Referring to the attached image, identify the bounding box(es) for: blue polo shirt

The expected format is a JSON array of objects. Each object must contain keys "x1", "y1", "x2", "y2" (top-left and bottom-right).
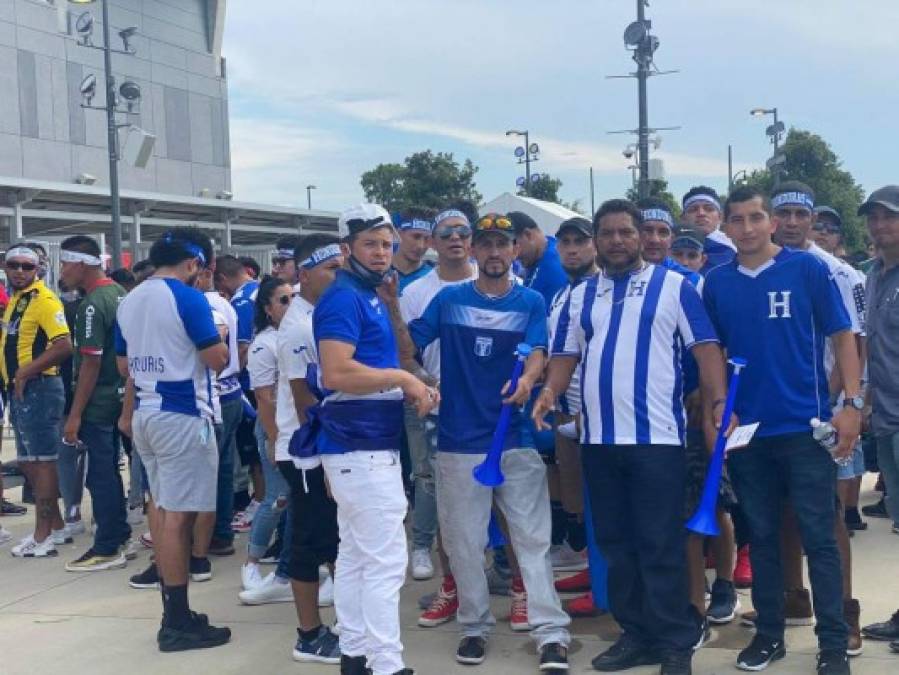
[
  {"x1": 409, "y1": 281, "x2": 547, "y2": 453},
  {"x1": 523, "y1": 236, "x2": 568, "y2": 313}
]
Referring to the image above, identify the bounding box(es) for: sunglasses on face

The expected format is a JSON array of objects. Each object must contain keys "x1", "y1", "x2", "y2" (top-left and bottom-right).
[
  {"x1": 476, "y1": 215, "x2": 513, "y2": 231},
  {"x1": 6, "y1": 261, "x2": 36, "y2": 271},
  {"x1": 276, "y1": 294, "x2": 291, "y2": 306},
  {"x1": 435, "y1": 224, "x2": 472, "y2": 240}
]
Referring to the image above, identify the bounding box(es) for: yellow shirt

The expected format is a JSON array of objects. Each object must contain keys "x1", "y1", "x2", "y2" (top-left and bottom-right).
[{"x1": 0, "y1": 279, "x2": 70, "y2": 384}]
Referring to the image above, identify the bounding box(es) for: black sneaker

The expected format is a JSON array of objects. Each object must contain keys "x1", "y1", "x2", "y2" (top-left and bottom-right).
[
  {"x1": 129, "y1": 562, "x2": 160, "y2": 589},
  {"x1": 190, "y1": 556, "x2": 212, "y2": 582},
  {"x1": 259, "y1": 539, "x2": 281, "y2": 564},
  {"x1": 816, "y1": 649, "x2": 849, "y2": 675},
  {"x1": 737, "y1": 635, "x2": 786, "y2": 671},
  {"x1": 1, "y1": 498, "x2": 27, "y2": 516},
  {"x1": 660, "y1": 649, "x2": 693, "y2": 675},
  {"x1": 539, "y1": 642, "x2": 568, "y2": 671},
  {"x1": 861, "y1": 498, "x2": 888, "y2": 518},
  {"x1": 592, "y1": 634, "x2": 659, "y2": 671},
  {"x1": 293, "y1": 625, "x2": 341, "y2": 664},
  {"x1": 844, "y1": 508, "x2": 868, "y2": 531},
  {"x1": 340, "y1": 654, "x2": 368, "y2": 675},
  {"x1": 693, "y1": 617, "x2": 712, "y2": 651},
  {"x1": 207, "y1": 538, "x2": 235, "y2": 556},
  {"x1": 861, "y1": 610, "x2": 899, "y2": 641},
  {"x1": 157, "y1": 615, "x2": 231, "y2": 652},
  {"x1": 707, "y1": 579, "x2": 740, "y2": 624},
  {"x1": 456, "y1": 636, "x2": 487, "y2": 665},
  {"x1": 890, "y1": 640, "x2": 899, "y2": 654}
]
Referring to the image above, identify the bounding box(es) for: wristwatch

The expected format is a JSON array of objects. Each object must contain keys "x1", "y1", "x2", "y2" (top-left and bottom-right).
[{"x1": 842, "y1": 395, "x2": 865, "y2": 411}]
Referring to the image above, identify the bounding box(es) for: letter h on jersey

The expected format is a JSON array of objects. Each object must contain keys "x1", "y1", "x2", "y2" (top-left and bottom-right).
[{"x1": 767, "y1": 291, "x2": 792, "y2": 319}]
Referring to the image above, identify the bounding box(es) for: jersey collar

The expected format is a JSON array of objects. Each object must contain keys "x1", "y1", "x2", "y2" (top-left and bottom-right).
[
  {"x1": 84, "y1": 277, "x2": 114, "y2": 295},
  {"x1": 11, "y1": 278, "x2": 44, "y2": 297}
]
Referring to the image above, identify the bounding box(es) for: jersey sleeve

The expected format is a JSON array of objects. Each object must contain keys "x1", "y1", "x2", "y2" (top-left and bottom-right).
[
  {"x1": 551, "y1": 285, "x2": 584, "y2": 357},
  {"x1": 172, "y1": 285, "x2": 220, "y2": 350},
  {"x1": 808, "y1": 258, "x2": 851, "y2": 337},
  {"x1": 231, "y1": 296, "x2": 255, "y2": 343},
  {"x1": 677, "y1": 278, "x2": 718, "y2": 348},
  {"x1": 248, "y1": 335, "x2": 279, "y2": 389},
  {"x1": 399, "y1": 286, "x2": 420, "y2": 324},
  {"x1": 525, "y1": 291, "x2": 549, "y2": 349},
  {"x1": 831, "y1": 263, "x2": 863, "y2": 335},
  {"x1": 278, "y1": 320, "x2": 316, "y2": 382},
  {"x1": 313, "y1": 288, "x2": 362, "y2": 346},
  {"x1": 114, "y1": 320, "x2": 127, "y2": 356},
  {"x1": 408, "y1": 290, "x2": 442, "y2": 350},
  {"x1": 34, "y1": 294, "x2": 70, "y2": 342}
]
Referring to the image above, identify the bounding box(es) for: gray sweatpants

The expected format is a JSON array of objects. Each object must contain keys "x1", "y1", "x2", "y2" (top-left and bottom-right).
[{"x1": 436, "y1": 448, "x2": 571, "y2": 648}]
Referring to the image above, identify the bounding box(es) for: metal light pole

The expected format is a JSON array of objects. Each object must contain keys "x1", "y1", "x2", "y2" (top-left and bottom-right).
[
  {"x1": 306, "y1": 184, "x2": 316, "y2": 210},
  {"x1": 750, "y1": 107, "x2": 785, "y2": 185},
  {"x1": 589, "y1": 166, "x2": 595, "y2": 216},
  {"x1": 506, "y1": 129, "x2": 538, "y2": 196},
  {"x1": 635, "y1": 0, "x2": 649, "y2": 198}
]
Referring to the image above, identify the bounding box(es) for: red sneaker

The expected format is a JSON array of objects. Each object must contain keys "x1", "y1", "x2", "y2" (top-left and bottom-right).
[
  {"x1": 565, "y1": 592, "x2": 599, "y2": 618},
  {"x1": 418, "y1": 576, "x2": 458, "y2": 627},
  {"x1": 555, "y1": 569, "x2": 591, "y2": 593},
  {"x1": 509, "y1": 577, "x2": 530, "y2": 631},
  {"x1": 734, "y1": 545, "x2": 752, "y2": 588}
]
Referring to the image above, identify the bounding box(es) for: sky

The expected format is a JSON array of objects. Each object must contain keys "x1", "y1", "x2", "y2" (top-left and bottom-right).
[{"x1": 222, "y1": 0, "x2": 899, "y2": 213}]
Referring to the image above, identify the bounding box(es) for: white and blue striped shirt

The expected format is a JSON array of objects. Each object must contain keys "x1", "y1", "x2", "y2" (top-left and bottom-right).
[{"x1": 551, "y1": 264, "x2": 718, "y2": 446}]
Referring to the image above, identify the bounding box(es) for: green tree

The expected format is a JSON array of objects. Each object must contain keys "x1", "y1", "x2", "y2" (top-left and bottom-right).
[
  {"x1": 360, "y1": 150, "x2": 482, "y2": 213},
  {"x1": 626, "y1": 179, "x2": 682, "y2": 220},
  {"x1": 740, "y1": 129, "x2": 866, "y2": 250}
]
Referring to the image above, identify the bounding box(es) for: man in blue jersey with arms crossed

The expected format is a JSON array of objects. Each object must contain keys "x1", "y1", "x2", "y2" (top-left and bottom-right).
[
  {"x1": 703, "y1": 186, "x2": 862, "y2": 675},
  {"x1": 314, "y1": 204, "x2": 438, "y2": 675},
  {"x1": 116, "y1": 227, "x2": 230, "y2": 652},
  {"x1": 534, "y1": 199, "x2": 729, "y2": 675},
  {"x1": 388, "y1": 212, "x2": 570, "y2": 672}
]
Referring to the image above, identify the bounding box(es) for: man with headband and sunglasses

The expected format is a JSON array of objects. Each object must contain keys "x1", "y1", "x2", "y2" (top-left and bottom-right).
[
  {"x1": 314, "y1": 203, "x2": 438, "y2": 675},
  {"x1": 271, "y1": 235, "x2": 302, "y2": 287},
  {"x1": 393, "y1": 207, "x2": 436, "y2": 293},
  {"x1": 681, "y1": 187, "x2": 736, "y2": 275},
  {"x1": 115, "y1": 227, "x2": 231, "y2": 652},
  {"x1": 398, "y1": 208, "x2": 477, "y2": 621},
  {"x1": 2, "y1": 243, "x2": 73, "y2": 558}
]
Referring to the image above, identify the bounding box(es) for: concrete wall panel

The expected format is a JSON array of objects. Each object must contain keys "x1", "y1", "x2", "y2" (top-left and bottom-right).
[
  {"x1": 0, "y1": 45, "x2": 20, "y2": 134},
  {"x1": 0, "y1": 131, "x2": 22, "y2": 177},
  {"x1": 22, "y1": 136, "x2": 71, "y2": 182}
]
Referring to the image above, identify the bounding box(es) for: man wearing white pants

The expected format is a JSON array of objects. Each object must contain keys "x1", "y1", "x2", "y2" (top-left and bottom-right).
[{"x1": 315, "y1": 204, "x2": 438, "y2": 675}]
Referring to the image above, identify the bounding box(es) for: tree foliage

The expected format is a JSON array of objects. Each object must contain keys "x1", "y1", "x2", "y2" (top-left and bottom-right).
[
  {"x1": 626, "y1": 179, "x2": 682, "y2": 220},
  {"x1": 738, "y1": 129, "x2": 866, "y2": 250},
  {"x1": 360, "y1": 150, "x2": 482, "y2": 213}
]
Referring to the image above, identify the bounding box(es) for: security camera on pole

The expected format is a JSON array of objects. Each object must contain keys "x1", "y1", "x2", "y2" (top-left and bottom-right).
[{"x1": 71, "y1": 0, "x2": 156, "y2": 269}]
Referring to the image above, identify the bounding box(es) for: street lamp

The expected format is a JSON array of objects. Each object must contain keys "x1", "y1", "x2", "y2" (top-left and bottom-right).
[
  {"x1": 750, "y1": 107, "x2": 786, "y2": 184},
  {"x1": 306, "y1": 185, "x2": 317, "y2": 210},
  {"x1": 505, "y1": 129, "x2": 539, "y2": 196},
  {"x1": 70, "y1": 0, "x2": 141, "y2": 269}
]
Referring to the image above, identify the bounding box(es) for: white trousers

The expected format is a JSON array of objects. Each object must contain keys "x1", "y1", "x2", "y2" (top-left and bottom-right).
[{"x1": 321, "y1": 450, "x2": 408, "y2": 675}]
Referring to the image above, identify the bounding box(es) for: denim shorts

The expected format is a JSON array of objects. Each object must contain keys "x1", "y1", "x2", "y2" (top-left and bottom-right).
[
  {"x1": 836, "y1": 444, "x2": 866, "y2": 480},
  {"x1": 9, "y1": 375, "x2": 65, "y2": 462}
]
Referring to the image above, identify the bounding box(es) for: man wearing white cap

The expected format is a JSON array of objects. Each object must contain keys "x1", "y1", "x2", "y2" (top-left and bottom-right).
[{"x1": 314, "y1": 203, "x2": 438, "y2": 675}]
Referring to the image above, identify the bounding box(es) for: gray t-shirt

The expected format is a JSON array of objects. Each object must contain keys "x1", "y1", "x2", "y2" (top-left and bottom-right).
[{"x1": 866, "y1": 260, "x2": 899, "y2": 435}]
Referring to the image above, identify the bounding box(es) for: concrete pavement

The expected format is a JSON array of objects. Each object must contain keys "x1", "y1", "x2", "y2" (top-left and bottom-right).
[{"x1": 1, "y1": 471, "x2": 897, "y2": 674}]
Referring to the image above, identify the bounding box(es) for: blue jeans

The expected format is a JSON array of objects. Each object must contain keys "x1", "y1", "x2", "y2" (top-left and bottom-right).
[
  {"x1": 876, "y1": 430, "x2": 899, "y2": 528},
  {"x1": 81, "y1": 421, "x2": 131, "y2": 555},
  {"x1": 408, "y1": 408, "x2": 438, "y2": 551},
  {"x1": 247, "y1": 419, "x2": 289, "y2": 559},
  {"x1": 727, "y1": 432, "x2": 847, "y2": 650},
  {"x1": 213, "y1": 396, "x2": 243, "y2": 543}
]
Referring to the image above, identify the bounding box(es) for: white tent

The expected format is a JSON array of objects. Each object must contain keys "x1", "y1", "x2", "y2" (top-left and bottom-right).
[{"x1": 480, "y1": 193, "x2": 584, "y2": 236}]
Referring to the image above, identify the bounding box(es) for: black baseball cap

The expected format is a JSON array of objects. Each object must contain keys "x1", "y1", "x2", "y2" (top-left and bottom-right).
[
  {"x1": 473, "y1": 213, "x2": 516, "y2": 241},
  {"x1": 858, "y1": 185, "x2": 899, "y2": 216},
  {"x1": 555, "y1": 217, "x2": 592, "y2": 238},
  {"x1": 507, "y1": 211, "x2": 540, "y2": 235},
  {"x1": 671, "y1": 225, "x2": 705, "y2": 252}
]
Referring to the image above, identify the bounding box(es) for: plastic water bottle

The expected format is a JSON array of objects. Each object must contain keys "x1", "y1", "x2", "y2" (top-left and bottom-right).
[{"x1": 811, "y1": 418, "x2": 852, "y2": 466}]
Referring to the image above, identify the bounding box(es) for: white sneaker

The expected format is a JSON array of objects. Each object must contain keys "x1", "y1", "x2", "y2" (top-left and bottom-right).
[
  {"x1": 11, "y1": 534, "x2": 58, "y2": 558},
  {"x1": 121, "y1": 538, "x2": 140, "y2": 561},
  {"x1": 241, "y1": 562, "x2": 263, "y2": 590},
  {"x1": 0, "y1": 526, "x2": 11, "y2": 545},
  {"x1": 411, "y1": 548, "x2": 435, "y2": 580},
  {"x1": 127, "y1": 506, "x2": 145, "y2": 525},
  {"x1": 64, "y1": 520, "x2": 86, "y2": 537},
  {"x1": 550, "y1": 542, "x2": 588, "y2": 572},
  {"x1": 51, "y1": 528, "x2": 74, "y2": 545},
  {"x1": 318, "y1": 574, "x2": 334, "y2": 607},
  {"x1": 238, "y1": 572, "x2": 293, "y2": 605}
]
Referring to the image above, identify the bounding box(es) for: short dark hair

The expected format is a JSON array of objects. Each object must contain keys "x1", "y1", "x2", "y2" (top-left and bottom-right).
[
  {"x1": 238, "y1": 256, "x2": 261, "y2": 279},
  {"x1": 109, "y1": 267, "x2": 135, "y2": 288},
  {"x1": 132, "y1": 259, "x2": 155, "y2": 277},
  {"x1": 682, "y1": 185, "x2": 722, "y2": 208},
  {"x1": 592, "y1": 198, "x2": 642, "y2": 232},
  {"x1": 214, "y1": 254, "x2": 246, "y2": 279},
  {"x1": 771, "y1": 180, "x2": 815, "y2": 202},
  {"x1": 398, "y1": 206, "x2": 436, "y2": 223},
  {"x1": 444, "y1": 199, "x2": 479, "y2": 225},
  {"x1": 253, "y1": 276, "x2": 290, "y2": 333},
  {"x1": 275, "y1": 235, "x2": 301, "y2": 252},
  {"x1": 61, "y1": 234, "x2": 101, "y2": 258},
  {"x1": 724, "y1": 186, "x2": 771, "y2": 220},
  {"x1": 24, "y1": 241, "x2": 47, "y2": 257},
  {"x1": 148, "y1": 227, "x2": 214, "y2": 269},
  {"x1": 507, "y1": 211, "x2": 539, "y2": 235},
  {"x1": 295, "y1": 233, "x2": 341, "y2": 263}
]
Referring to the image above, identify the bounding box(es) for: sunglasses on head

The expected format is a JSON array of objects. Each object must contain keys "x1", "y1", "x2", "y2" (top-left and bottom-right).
[
  {"x1": 435, "y1": 224, "x2": 472, "y2": 240},
  {"x1": 476, "y1": 215, "x2": 513, "y2": 231},
  {"x1": 6, "y1": 261, "x2": 36, "y2": 271}
]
